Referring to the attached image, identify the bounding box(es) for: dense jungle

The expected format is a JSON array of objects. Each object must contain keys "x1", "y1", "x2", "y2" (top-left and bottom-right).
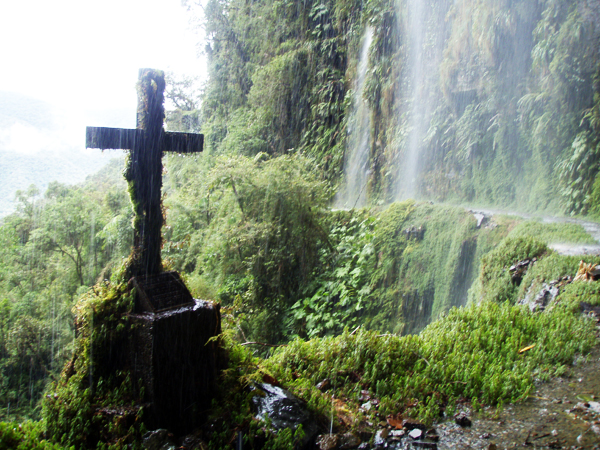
[{"x1": 1, "y1": 0, "x2": 600, "y2": 448}]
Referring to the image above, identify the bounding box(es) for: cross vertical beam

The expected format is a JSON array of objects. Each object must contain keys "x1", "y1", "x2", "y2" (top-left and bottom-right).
[
  {"x1": 86, "y1": 69, "x2": 203, "y2": 278},
  {"x1": 127, "y1": 69, "x2": 166, "y2": 277}
]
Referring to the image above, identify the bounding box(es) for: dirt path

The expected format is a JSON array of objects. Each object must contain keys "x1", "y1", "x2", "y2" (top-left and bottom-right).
[
  {"x1": 470, "y1": 209, "x2": 600, "y2": 256},
  {"x1": 436, "y1": 341, "x2": 600, "y2": 449}
]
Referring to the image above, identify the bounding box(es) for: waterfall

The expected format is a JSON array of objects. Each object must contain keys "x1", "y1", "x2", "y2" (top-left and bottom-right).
[
  {"x1": 395, "y1": 0, "x2": 446, "y2": 200},
  {"x1": 336, "y1": 26, "x2": 374, "y2": 209}
]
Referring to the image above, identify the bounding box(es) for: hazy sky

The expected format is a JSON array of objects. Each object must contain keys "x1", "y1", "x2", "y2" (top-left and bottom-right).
[
  {"x1": 0, "y1": 0, "x2": 207, "y2": 216},
  {"x1": 0, "y1": 0, "x2": 206, "y2": 113}
]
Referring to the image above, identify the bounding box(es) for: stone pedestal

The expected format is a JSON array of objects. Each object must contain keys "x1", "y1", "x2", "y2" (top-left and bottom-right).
[{"x1": 128, "y1": 272, "x2": 222, "y2": 434}]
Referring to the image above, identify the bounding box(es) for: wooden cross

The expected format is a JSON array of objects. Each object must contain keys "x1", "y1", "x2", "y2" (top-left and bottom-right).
[{"x1": 86, "y1": 69, "x2": 203, "y2": 277}]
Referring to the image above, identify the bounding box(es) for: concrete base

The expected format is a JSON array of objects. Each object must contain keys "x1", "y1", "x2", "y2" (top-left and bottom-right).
[{"x1": 128, "y1": 299, "x2": 222, "y2": 434}]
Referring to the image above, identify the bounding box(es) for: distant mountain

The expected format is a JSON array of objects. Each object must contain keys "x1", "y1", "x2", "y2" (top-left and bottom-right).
[
  {"x1": 0, "y1": 91, "x2": 131, "y2": 217},
  {"x1": 0, "y1": 91, "x2": 55, "y2": 130}
]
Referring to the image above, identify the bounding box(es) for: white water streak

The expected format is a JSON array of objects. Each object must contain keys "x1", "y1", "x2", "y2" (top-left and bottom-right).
[{"x1": 336, "y1": 26, "x2": 374, "y2": 209}]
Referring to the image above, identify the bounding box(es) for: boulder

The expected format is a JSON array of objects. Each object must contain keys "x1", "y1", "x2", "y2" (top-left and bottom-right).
[{"x1": 252, "y1": 383, "x2": 318, "y2": 448}]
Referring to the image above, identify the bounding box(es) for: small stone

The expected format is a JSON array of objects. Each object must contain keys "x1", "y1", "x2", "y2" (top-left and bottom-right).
[
  {"x1": 316, "y1": 434, "x2": 339, "y2": 450},
  {"x1": 454, "y1": 412, "x2": 472, "y2": 427},
  {"x1": 316, "y1": 379, "x2": 331, "y2": 391},
  {"x1": 591, "y1": 425, "x2": 600, "y2": 436},
  {"x1": 409, "y1": 429, "x2": 423, "y2": 440},
  {"x1": 339, "y1": 433, "x2": 361, "y2": 450},
  {"x1": 358, "y1": 444, "x2": 370, "y2": 450},
  {"x1": 402, "y1": 418, "x2": 427, "y2": 430},
  {"x1": 159, "y1": 445, "x2": 176, "y2": 450},
  {"x1": 361, "y1": 401, "x2": 373, "y2": 412},
  {"x1": 389, "y1": 430, "x2": 405, "y2": 439},
  {"x1": 143, "y1": 429, "x2": 172, "y2": 450},
  {"x1": 412, "y1": 441, "x2": 437, "y2": 449},
  {"x1": 426, "y1": 433, "x2": 440, "y2": 442},
  {"x1": 479, "y1": 433, "x2": 491, "y2": 439},
  {"x1": 374, "y1": 429, "x2": 389, "y2": 446},
  {"x1": 551, "y1": 429, "x2": 558, "y2": 437},
  {"x1": 588, "y1": 401, "x2": 600, "y2": 413}
]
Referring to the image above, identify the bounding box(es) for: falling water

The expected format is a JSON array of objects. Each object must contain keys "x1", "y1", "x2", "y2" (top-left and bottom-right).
[
  {"x1": 336, "y1": 26, "x2": 373, "y2": 209},
  {"x1": 397, "y1": 0, "x2": 426, "y2": 199},
  {"x1": 396, "y1": 0, "x2": 447, "y2": 200}
]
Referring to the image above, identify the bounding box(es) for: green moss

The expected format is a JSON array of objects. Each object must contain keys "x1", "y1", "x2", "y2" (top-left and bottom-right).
[
  {"x1": 508, "y1": 221, "x2": 596, "y2": 245},
  {"x1": 42, "y1": 267, "x2": 145, "y2": 449},
  {"x1": 263, "y1": 298, "x2": 596, "y2": 428},
  {"x1": 469, "y1": 236, "x2": 549, "y2": 304}
]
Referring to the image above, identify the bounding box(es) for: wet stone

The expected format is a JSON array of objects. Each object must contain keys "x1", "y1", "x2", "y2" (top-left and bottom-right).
[
  {"x1": 520, "y1": 282, "x2": 559, "y2": 312},
  {"x1": 408, "y1": 429, "x2": 423, "y2": 440},
  {"x1": 129, "y1": 299, "x2": 222, "y2": 434},
  {"x1": 374, "y1": 428, "x2": 389, "y2": 446},
  {"x1": 252, "y1": 383, "x2": 318, "y2": 447},
  {"x1": 454, "y1": 412, "x2": 472, "y2": 427},
  {"x1": 411, "y1": 441, "x2": 437, "y2": 449},
  {"x1": 425, "y1": 430, "x2": 439, "y2": 442},
  {"x1": 142, "y1": 429, "x2": 175, "y2": 450},
  {"x1": 130, "y1": 271, "x2": 194, "y2": 313},
  {"x1": 316, "y1": 434, "x2": 339, "y2": 450},
  {"x1": 402, "y1": 418, "x2": 427, "y2": 430},
  {"x1": 339, "y1": 432, "x2": 361, "y2": 449},
  {"x1": 361, "y1": 401, "x2": 373, "y2": 412},
  {"x1": 316, "y1": 378, "x2": 331, "y2": 391},
  {"x1": 389, "y1": 429, "x2": 405, "y2": 440}
]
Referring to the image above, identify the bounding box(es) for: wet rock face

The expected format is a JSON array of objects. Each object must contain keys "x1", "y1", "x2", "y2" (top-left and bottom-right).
[
  {"x1": 521, "y1": 283, "x2": 559, "y2": 312},
  {"x1": 472, "y1": 212, "x2": 487, "y2": 228},
  {"x1": 252, "y1": 383, "x2": 318, "y2": 448},
  {"x1": 520, "y1": 276, "x2": 572, "y2": 312},
  {"x1": 142, "y1": 429, "x2": 176, "y2": 450},
  {"x1": 404, "y1": 225, "x2": 425, "y2": 241},
  {"x1": 509, "y1": 258, "x2": 535, "y2": 285}
]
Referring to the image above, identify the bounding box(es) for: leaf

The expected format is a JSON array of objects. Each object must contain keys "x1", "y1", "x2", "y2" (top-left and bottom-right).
[{"x1": 518, "y1": 344, "x2": 535, "y2": 354}]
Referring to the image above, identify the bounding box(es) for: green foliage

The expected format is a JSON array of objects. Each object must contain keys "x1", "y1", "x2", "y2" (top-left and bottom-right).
[
  {"x1": 0, "y1": 160, "x2": 132, "y2": 421},
  {"x1": 292, "y1": 201, "x2": 514, "y2": 337},
  {"x1": 164, "y1": 153, "x2": 332, "y2": 344},
  {"x1": 201, "y1": 0, "x2": 366, "y2": 183},
  {"x1": 0, "y1": 421, "x2": 66, "y2": 450},
  {"x1": 292, "y1": 211, "x2": 377, "y2": 337}
]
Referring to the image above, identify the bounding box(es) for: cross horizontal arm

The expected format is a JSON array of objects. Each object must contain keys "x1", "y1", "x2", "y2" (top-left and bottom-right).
[
  {"x1": 86, "y1": 127, "x2": 203, "y2": 153},
  {"x1": 161, "y1": 131, "x2": 204, "y2": 154},
  {"x1": 86, "y1": 127, "x2": 140, "y2": 150}
]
